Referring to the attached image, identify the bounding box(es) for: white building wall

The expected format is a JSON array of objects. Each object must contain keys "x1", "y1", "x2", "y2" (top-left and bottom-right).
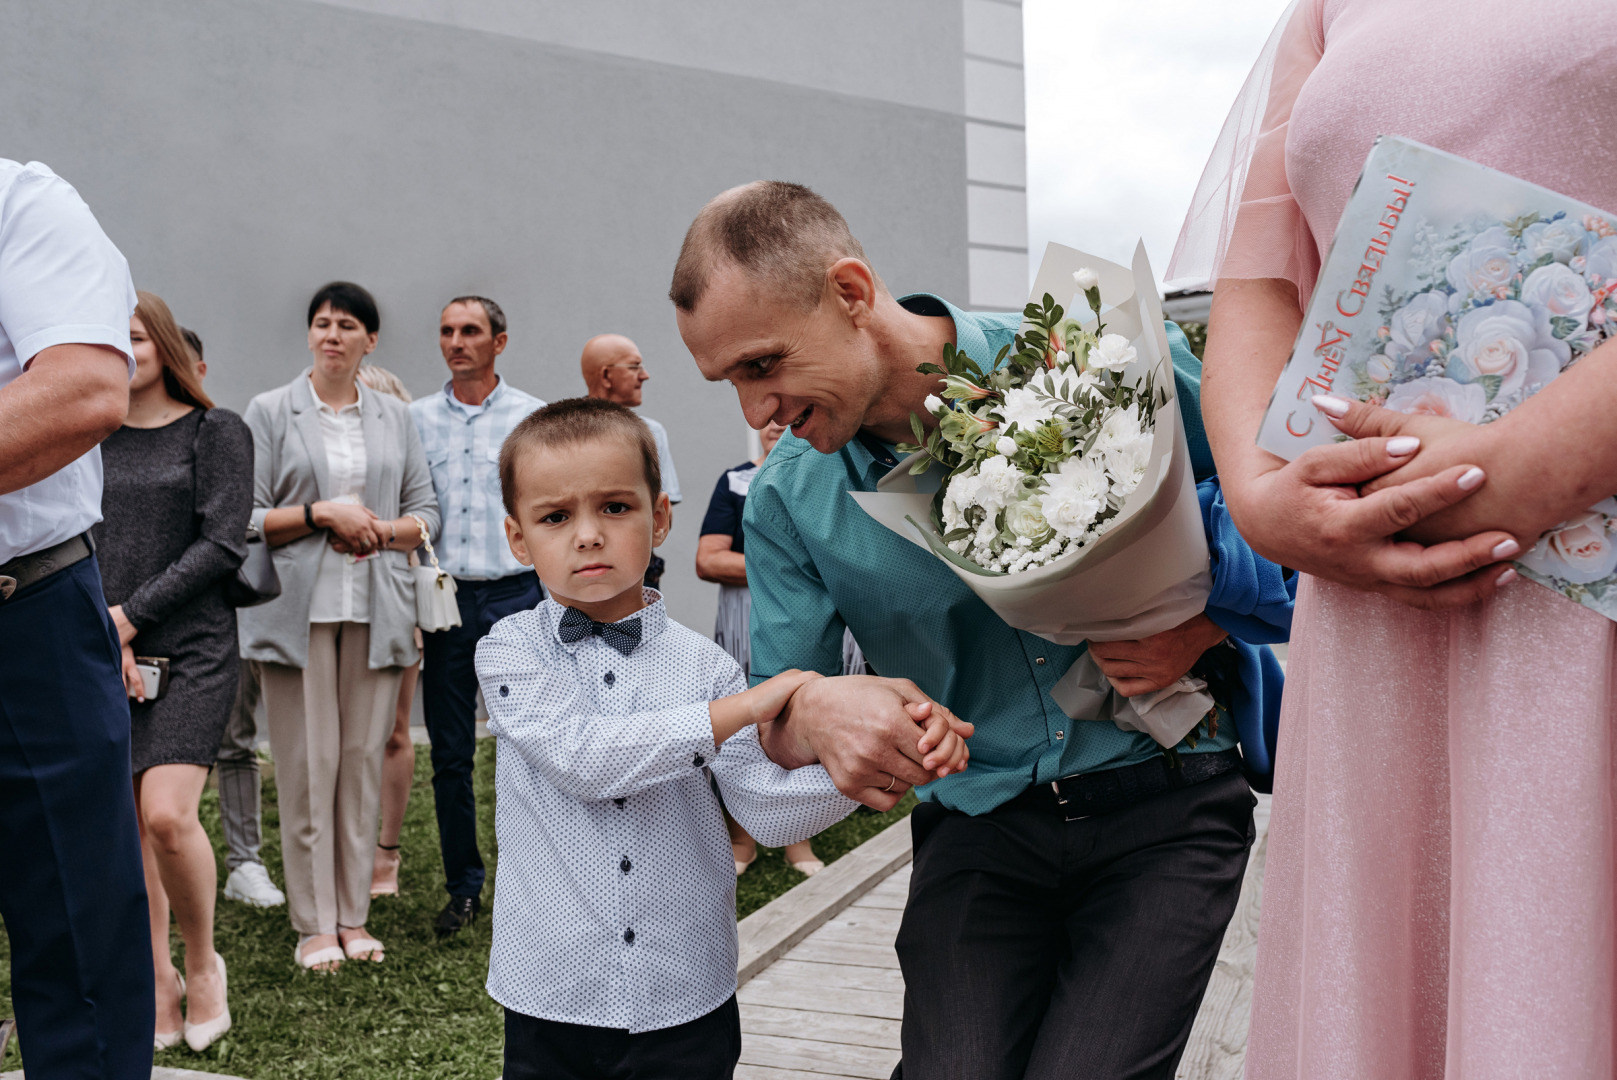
[{"x1": 962, "y1": 0, "x2": 1028, "y2": 310}]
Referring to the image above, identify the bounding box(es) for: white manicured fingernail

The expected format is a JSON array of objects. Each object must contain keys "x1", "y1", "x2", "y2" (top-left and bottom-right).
[
  {"x1": 1492, "y1": 539, "x2": 1520, "y2": 560},
  {"x1": 1457, "y1": 467, "x2": 1485, "y2": 491},
  {"x1": 1386, "y1": 437, "x2": 1420, "y2": 457},
  {"x1": 1496, "y1": 568, "x2": 1518, "y2": 587},
  {"x1": 1311, "y1": 394, "x2": 1350, "y2": 418}
]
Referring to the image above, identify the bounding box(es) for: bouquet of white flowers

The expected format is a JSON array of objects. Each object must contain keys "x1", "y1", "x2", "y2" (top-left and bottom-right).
[
  {"x1": 852, "y1": 243, "x2": 1217, "y2": 750},
  {"x1": 900, "y1": 273, "x2": 1160, "y2": 574}
]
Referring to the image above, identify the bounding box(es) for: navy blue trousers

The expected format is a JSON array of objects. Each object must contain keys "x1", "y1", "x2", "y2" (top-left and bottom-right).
[
  {"x1": 0, "y1": 555, "x2": 153, "y2": 1078},
  {"x1": 421, "y1": 572, "x2": 543, "y2": 898}
]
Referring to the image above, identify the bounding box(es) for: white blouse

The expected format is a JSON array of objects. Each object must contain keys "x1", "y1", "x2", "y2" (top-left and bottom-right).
[{"x1": 307, "y1": 381, "x2": 371, "y2": 624}]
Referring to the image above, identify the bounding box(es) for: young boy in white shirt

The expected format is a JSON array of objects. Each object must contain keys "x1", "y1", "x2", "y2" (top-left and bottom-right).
[{"x1": 476, "y1": 397, "x2": 969, "y2": 1080}]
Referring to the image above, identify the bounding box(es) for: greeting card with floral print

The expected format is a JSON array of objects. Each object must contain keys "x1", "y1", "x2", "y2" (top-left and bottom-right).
[{"x1": 1259, "y1": 135, "x2": 1617, "y2": 619}]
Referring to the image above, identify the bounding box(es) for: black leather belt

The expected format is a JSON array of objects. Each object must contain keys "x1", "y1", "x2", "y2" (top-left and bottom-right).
[
  {"x1": 1019, "y1": 747, "x2": 1244, "y2": 821},
  {"x1": 0, "y1": 533, "x2": 93, "y2": 602}
]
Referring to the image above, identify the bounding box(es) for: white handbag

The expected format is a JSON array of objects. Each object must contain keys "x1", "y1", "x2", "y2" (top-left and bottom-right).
[{"x1": 408, "y1": 514, "x2": 462, "y2": 632}]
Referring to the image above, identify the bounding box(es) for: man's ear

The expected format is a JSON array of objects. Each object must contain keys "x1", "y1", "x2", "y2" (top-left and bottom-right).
[
  {"x1": 505, "y1": 514, "x2": 533, "y2": 566},
  {"x1": 826, "y1": 258, "x2": 878, "y2": 329},
  {"x1": 651, "y1": 492, "x2": 673, "y2": 548},
  {"x1": 493, "y1": 332, "x2": 509, "y2": 358}
]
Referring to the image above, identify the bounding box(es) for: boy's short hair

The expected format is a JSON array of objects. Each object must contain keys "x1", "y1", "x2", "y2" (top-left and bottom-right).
[{"x1": 499, "y1": 397, "x2": 662, "y2": 516}]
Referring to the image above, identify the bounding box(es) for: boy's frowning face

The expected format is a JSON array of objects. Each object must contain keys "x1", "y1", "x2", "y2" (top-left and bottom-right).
[{"x1": 503, "y1": 437, "x2": 671, "y2": 622}]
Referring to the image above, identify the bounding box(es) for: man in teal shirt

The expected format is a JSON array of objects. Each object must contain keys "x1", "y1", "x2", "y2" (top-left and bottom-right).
[{"x1": 673, "y1": 182, "x2": 1258, "y2": 1080}]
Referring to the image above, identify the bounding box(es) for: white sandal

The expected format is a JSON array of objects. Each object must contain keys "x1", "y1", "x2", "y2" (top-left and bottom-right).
[
  {"x1": 341, "y1": 930, "x2": 385, "y2": 963},
  {"x1": 154, "y1": 968, "x2": 186, "y2": 1051},
  {"x1": 296, "y1": 935, "x2": 344, "y2": 973},
  {"x1": 183, "y1": 952, "x2": 231, "y2": 1052}
]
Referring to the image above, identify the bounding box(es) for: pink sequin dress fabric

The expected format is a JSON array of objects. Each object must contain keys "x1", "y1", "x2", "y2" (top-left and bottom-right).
[{"x1": 1225, "y1": 2, "x2": 1617, "y2": 1077}]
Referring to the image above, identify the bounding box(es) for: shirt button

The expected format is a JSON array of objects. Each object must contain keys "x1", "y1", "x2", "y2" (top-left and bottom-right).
[
  {"x1": 693, "y1": 753, "x2": 705, "y2": 767},
  {"x1": 499, "y1": 686, "x2": 509, "y2": 697},
  {"x1": 604, "y1": 672, "x2": 615, "y2": 686},
  {"x1": 620, "y1": 857, "x2": 631, "y2": 873},
  {"x1": 1035, "y1": 657, "x2": 1047, "y2": 666},
  {"x1": 1055, "y1": 730, "x2": 1065, "y2": 740},
  {"x1": 623, "y1": 928, "x2": 635, "y2": 945}
]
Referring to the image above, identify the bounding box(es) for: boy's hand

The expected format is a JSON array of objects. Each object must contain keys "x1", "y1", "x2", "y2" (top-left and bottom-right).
[
  {"x1": 747, "y1": 669, "x2": 822, "y2": 727},
  {"x1": 710, "y1": 669, "x2": 822, "y2": 748},
  {"x1": 912, "y1": 700, "x2": 972, "y2": 777}
]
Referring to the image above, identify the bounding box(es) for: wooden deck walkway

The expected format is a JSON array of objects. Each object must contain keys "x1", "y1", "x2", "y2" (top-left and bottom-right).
[{"x1": 735, "y1": 795, "x2": 1272, "y2": 1080}]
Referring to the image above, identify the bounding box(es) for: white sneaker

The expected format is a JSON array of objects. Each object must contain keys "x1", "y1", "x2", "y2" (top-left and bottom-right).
[{"x1": 224, "y1": 863, "x2": 286, "y2": 907}]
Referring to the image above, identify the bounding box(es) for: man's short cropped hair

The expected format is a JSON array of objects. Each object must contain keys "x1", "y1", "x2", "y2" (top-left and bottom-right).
[
  {"x1": 447, "y1": 295, "x2": 507, "y2": 337},
  {"x1": 307, "y1": 281, "x2": 380, "y2": 335},
  {"x1": 499, "y1": 397, "x2": 662, "y2": 516},
  {"x1": 668, "y1": 181, "x2": 875, "y2": 314}
]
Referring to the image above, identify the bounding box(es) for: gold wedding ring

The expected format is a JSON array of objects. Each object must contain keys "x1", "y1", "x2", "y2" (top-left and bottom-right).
[{"x1": 883, "y1": 774, "x2": 897, "y2": 793}]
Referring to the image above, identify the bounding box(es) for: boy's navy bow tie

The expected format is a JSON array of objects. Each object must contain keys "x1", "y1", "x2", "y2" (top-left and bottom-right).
[{"x1": 557, "y1": 606, "x2": 642, "y2": 655}]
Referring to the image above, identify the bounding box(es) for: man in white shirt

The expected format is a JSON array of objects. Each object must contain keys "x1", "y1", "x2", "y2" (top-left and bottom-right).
[
  {"x1": 0, "y1": 159, "x2": 154, "y2": 1077},
  {"x1": 409, "y1": 295, "x2": 545, "y2": 938},
  {"x1": 580, "y1": 334, "x2": 682, "y2": 589}
]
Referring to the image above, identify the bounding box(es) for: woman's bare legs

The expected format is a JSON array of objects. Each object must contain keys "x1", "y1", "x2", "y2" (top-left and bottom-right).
[
  {"x1": 137, "y1": 764, "x2": 225, "y2": 1026},
  {"x1": 372, "y1": 659, "x2": 418, "y2": 896}
]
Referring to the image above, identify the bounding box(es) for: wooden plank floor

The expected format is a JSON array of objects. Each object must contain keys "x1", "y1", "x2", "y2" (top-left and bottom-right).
[{"x1": 737, "y1": 795, "x2": 1272, "y2": 1080}]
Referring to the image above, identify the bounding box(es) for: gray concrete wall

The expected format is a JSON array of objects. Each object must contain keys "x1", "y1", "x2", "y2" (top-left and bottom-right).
[{"x1": 1, "y1": 0, "x2": 972, "y2": 632}]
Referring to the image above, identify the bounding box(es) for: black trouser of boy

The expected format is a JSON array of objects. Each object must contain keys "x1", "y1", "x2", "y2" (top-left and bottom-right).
[
  {"x1": 893, "y1": 762, "x2": 1255, "y2": 1080},
  {"x1": 503, "y1": 996, "x2": 741, "y2": 1080}
]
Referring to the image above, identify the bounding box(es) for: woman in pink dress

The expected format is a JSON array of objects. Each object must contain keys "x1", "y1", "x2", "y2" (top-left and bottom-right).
[{"x1": 1171, "y1": 1, "x2": 1617, "y2": 1077}]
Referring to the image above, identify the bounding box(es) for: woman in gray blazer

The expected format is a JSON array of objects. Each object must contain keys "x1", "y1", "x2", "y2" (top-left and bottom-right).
[{"x1": 238, "y1": 282, "x2": 440, "y2": 973}]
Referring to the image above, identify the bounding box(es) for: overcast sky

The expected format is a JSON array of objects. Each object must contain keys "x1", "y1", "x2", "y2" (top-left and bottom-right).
[{"x1": 1023, "y1": 0, "x2": 1292, "y2": 289}]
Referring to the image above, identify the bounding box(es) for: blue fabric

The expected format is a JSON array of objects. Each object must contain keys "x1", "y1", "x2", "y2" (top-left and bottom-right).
[
  {"x1": 0, "y1": 556, "x2": 154, "y2": 1076},
  {"x1": 744, "y1": 293, "x2": 1271, "y2": 815},
  {"x1": 1199, "y1": 481, "x2": 1296, "y2": 789}
]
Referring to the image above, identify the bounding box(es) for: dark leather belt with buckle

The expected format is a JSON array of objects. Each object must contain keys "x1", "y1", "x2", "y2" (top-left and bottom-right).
[
  {"x1": 0, "y1": 533, "x2": 94, "y2": 602},
  {"x1": 1017, "y1": 747, "x2": 1244, "y2": 821}
]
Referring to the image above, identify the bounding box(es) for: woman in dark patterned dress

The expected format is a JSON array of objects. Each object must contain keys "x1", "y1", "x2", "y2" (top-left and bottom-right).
[{"x1": 94, "y1": 291, "x2": 252, "y2": 1054}]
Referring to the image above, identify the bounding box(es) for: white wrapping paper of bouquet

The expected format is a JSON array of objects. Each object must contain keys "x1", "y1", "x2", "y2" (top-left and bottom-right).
[{"x1": 848, "y1": 241, "x2": 1215, "y2": 747}]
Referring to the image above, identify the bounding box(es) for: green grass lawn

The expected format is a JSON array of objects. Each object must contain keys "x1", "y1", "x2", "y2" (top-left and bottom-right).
[{"x1": 0, "y1": 740, "x2": 912, "y2": 1078}]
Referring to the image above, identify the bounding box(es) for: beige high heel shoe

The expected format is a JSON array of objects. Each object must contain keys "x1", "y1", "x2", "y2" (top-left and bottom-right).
[
  {"x1": 153, "y1": 968, "x2": 185, "y2": 1051},
  {"x1": 183, "y1": 952, "x2": 231, "y2": 1052}
]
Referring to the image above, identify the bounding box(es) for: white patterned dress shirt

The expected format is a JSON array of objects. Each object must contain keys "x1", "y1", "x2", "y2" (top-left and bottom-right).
[
  {"x1": 307, "y1": 381, "x2": 370, "y2": 623},
  {"x1": 409, "y1": 376, "x2": 544, "y2": 579},
  {"x1": 476, "y1": 590, "x2": 856, "y2": 1032}
]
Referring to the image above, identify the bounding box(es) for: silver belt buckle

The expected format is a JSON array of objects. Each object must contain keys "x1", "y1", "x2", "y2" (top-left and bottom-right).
[
  {"x1": 0, "y1": 576, "x2": 15, "y2": 601},
  {"x1": 1051, "y1": 779, "x2": 1089, "y2": 821}
]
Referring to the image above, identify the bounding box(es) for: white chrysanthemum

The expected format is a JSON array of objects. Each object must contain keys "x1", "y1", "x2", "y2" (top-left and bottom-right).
[
  {"x1": 1104, "y1": 434, "x2": 1152, "y2": 496},
  {"x1": 1040, "y1": 484, "x2": 1104, "y2": 539},
  {"x1": 995, "y1": 435, "x2": 1018, "y2": 457},
  {"x1": 941, "y1": 469, "x2": 981, "y2": 530},
  {"x1": 1045, "y1": 455, "x2": 1110, "y2": 499},
  {"x1": 1073, "y1": 267, "x2": 1100, "y2": 291},
  {"x1": 1093, "y1": 405, "x2": 1142, "y2": 452},
  {"x1": 996, "y1": 386, "x2": 1056, "y2": 430},
  {"x1": 923, "y1": 393, "x2": 945, "y2": 414},
  {"x1": 1090, "y1": 333, "x2": 1138, "y2": 371},
  {"x1": 974, "y1": 455, "x2": 1024, "y2": 510}
]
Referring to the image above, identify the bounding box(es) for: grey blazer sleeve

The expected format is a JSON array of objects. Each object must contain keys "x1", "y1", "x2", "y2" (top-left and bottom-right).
[
  {"x1": 399, "y1": 411, "x2": 439, "y2": 541},
  {"x1": 243, "y1": 394, "x2": 276, "y2": 535}
]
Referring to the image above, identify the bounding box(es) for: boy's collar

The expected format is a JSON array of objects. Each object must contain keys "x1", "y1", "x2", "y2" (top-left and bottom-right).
[{"x1": 546, "y1": 588, "x2": 668, "y2": 653}]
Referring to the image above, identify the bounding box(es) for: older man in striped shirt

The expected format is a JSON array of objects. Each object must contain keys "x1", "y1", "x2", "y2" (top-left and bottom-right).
[{"x1": 410, "y1": 295, "x2": 545, "y2": 939}]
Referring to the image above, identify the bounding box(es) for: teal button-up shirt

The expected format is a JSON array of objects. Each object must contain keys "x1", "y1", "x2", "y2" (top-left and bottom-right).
[{"x1": 742, "y1": 293, "x2": 1236, "y2": 816}]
